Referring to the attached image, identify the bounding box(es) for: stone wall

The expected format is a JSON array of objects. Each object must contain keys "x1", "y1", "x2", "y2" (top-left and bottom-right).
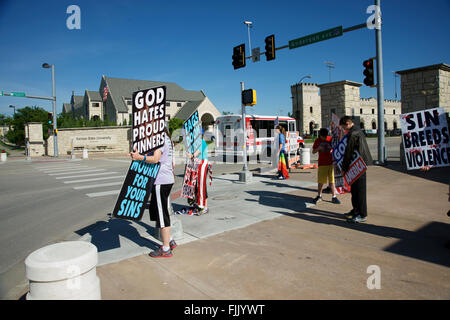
[
  {"x1": 25, "y1": 123, "x2": 45, "y2": 156},
  {"x1": 47, "y1": 126, "x2": 131, "y2": 156},
  {"x1": 397, "y1": 63, "x2": 450, "y2": 114},
  {"x1": 291, "y1": 83, "x2": 321, "y2": 135},
  {"x1": 319, "y1": 80, "x2": 362, "y2": 128}
]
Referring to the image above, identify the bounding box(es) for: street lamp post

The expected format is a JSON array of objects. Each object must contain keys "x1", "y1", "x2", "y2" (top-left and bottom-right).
[
  {"x1": 244, "y1": 21, "x2": 252, "y2": 54},
  {"x1": 42, "y1": 63, "x2": 58, "y2": 157}
]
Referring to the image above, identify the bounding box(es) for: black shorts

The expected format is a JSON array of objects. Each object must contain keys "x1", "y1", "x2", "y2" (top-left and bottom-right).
[{"x1": 149, "y1": 184, "x2": 173, "y2": 228}]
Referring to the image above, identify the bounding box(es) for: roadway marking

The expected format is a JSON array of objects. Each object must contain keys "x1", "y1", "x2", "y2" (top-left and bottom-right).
[
  {"x1": 40, "y1": 166, "x2": 90, "y2": 173},
  {"x1": 49, "y1": 169, "x2": 106, "y2": 176},
  {"x1": 55, "y1": 172, "x2": 118, "y2": 179},
  {"x1": 64, "y1": 175, "x2": 126, "y2": 184},
  {"x1": 35, "y1": 165, "x2": 85, "y2": 170},
  {"x1": 73, "y1": 181, "x2": 124, "y2": 190},
  {"x1": 86, "y1": 190, "x2": 120, "y2": 198}
]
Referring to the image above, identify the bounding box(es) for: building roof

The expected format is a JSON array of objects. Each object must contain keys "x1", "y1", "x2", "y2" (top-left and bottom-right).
[
  {"x1": 104, "y1": 76, "x2": 205, "y2": 113},
  {"x1": 396, "y1": 63, "x2": 450, "y2": 75},
  {"x1": 62, "y1": 103, "x2": 72, "y2": 113},
  {"x1": 172, "y1": 100, "x2": 204, "y2": 120},
  {"x1": 71, "y1": 95, "x2": 84, "y2": 111},
  {"x1": 318, "y1": 80, "x2": 362, "y2": 88},
  {"x1": 87, "y1": 91, "x2": 102, "y2": 101}
]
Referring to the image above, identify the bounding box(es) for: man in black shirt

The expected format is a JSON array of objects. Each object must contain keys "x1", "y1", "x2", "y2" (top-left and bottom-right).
[{"x1": 339, "y1": 116, "x2": 373, "y2": 223}]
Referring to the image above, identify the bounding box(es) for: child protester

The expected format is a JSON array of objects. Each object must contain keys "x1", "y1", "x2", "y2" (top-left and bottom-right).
[{"x1": 312, "y1": 128, "x2": 340, "y2": 205}]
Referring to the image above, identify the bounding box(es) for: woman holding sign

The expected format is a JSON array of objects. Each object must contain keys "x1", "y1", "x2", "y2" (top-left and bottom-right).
[{"x1": 129, "y1": 126, "x2": 177, "y2": 258}]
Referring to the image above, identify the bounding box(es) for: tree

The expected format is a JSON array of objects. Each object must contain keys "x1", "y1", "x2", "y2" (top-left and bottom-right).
[
  {"x1": 168, "y1": 118, "x2": 183, "y2": 135},
  {"x1": 5, "y1": 106, "x2": 52, "y2": 146},
  {"x1": 0, "y1": 114, "x2": 12, "y2": 126}
]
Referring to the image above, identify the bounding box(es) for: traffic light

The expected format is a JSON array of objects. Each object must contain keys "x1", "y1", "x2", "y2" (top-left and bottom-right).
[
  {"x1": 232, "y1": 44, "x2": 246, "y2": 70},
  {"x1": 242, "y1": 89, "x2": 257, "y2": 106},
  {"x1": 47, "y1": 112, "x2": 53, "y2": 125},
  {"x1": 264, "y1": 34, "x2": 275, "y2": 61},
  {"x1": 363, "y1": 58, "x2": 375, "y2": 86}
]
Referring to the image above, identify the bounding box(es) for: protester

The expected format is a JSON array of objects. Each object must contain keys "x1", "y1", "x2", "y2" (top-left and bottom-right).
[
  {"x1": 129, "y1": 126, "x2": 177, "y2": 258},
  {"x1": 276, "y1": 125, "x2": 289, "y2": 180},
  {"x1": 312, "y1": 128, "x2": 340, "y2": 204},
  {"x1": 186, "y1": 128, "x2": 210, "y2": 214},
  {"x1": 339, "y1": 116, "x2": 373, "y2": 223}
]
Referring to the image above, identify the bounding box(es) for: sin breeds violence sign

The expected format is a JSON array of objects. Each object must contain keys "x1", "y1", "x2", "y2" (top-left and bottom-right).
[
  {"x1": 400, "y1": 107, "x2": 450, "y2": 170},
  {"x1": 113, "y1": 86, "x2": 166, "y2": 221}
]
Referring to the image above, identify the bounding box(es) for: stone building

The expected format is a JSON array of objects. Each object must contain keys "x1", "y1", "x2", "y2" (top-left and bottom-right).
[
  {"x1": 291, "y1": 80, "x2": 401, "y2": 135},
  {"x1": 290, "y1": 83, "x2": 321, "y2": 135},
  {"x1": 63, "y1": 75, "x2": 221, "y2": 131},
  {"x1": 396, "y1": 63, "x2": 449, "y2": 114}
]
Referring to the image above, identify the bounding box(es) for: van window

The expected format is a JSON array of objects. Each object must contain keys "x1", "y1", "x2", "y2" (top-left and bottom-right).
[{"x1": 288, "y1": 121, "x2": 295, "y2": 132}]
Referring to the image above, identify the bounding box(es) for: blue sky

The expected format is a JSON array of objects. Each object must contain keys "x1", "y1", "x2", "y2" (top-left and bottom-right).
[{"x1": 0, "y1": 0, "x2": 449, "y2": 117}]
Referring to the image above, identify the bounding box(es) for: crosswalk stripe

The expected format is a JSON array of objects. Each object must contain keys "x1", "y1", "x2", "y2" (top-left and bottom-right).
[
  {"x1": 35, "y1": 165, "x2": 84, "y2": 170},
  {"x1": 86, "y1": 190, "x2": 120, "y2": 198},
  {"x1": 64, "y1": 175, "x2": 126, "y2": 184},
  {"x1": 41, "y1": 166, "x2": 89, "y2": 173},
  {"x1": 73, "y1": 181, "x2": 124, "y2": 190},
  {"x1": 49, "y1": 169, "x2": 106, "y2": 176},
  {"x1": 55, "y1": 172, "x2": 118, "y2": 179}
]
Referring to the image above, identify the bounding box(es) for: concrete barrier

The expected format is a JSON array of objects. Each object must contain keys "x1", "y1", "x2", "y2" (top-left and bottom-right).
[
  {"x1": 25, "y1": 241, "x2": 101, "y2": 300},
  {"x1": 301, "y1": 148, "x2": 311, "y2": 165},
  {"x1": 1, "y1": 152, "x2": 6, "y2": 162}
]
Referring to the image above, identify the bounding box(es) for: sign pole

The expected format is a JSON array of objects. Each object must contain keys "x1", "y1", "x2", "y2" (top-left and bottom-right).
[
  {"x1": 375, "y1": 0, "x2": 385, "y2": 165},
  {"x1": 239, "y1": 81, "x2": 252, "y2": 183}
]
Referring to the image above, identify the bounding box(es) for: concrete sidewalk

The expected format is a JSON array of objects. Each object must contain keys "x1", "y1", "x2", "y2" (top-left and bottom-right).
[{"x1": 83, "y1": 161, "x2": 450, "y2": 300}]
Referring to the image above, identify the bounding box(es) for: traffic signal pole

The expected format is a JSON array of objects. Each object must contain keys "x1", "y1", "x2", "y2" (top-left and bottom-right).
[
  {"x1": 239, "y1": 81, "x2": 252, "y2": 183},
  {"x1": 375, "y1": 0, "x2": 385, "y2": 165}
]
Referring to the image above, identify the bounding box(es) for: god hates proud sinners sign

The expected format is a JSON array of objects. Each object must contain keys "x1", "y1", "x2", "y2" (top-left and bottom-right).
[
  {"x1": 132, "y1": 86, "x2": 167, "y2": 154},
  {"x1": 400, "y1": 107, "x2": 450, "y2": 170},
  {"x1": 112, "y1": 86, "x2": 166, "y2": 221}
]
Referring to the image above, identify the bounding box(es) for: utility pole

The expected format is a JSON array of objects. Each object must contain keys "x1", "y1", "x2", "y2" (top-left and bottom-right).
[
  {"x1": 375, "y1": 0, "x2": 385, "y2": 164},
  {"x1": 324, "y1": 61, "x2": 335, "y2": 82}
]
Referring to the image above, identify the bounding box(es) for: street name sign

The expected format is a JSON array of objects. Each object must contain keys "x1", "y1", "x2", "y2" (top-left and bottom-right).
[
  {"x1": 289, "y1": 26, "x2": 343, "y2": 49},
  {"x1": 11, "y1": 92, "x2": 26, "y2": 97}
]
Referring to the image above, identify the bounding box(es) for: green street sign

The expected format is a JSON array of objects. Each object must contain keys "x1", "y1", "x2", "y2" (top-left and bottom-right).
[
  {"x1": 0, "y1": 91, "x2": 3, "y2": 96},
  {"x1": 289, "y1": 26, "x2": 343, "y2": 49},
  {"x1": 10, "y1": 92, "x2": 26, "y2": 97}
]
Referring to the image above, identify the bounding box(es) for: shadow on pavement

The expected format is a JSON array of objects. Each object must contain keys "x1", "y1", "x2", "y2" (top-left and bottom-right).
[
  {"x1": 245, "y1": 190, "x2": 450, "y2": 267},
  {"x1": 384, "y1": 160, "x2": 450, "y2": 187},
  {"x1": 74, "y1": 215, "x2": 159, "y2": 253}
]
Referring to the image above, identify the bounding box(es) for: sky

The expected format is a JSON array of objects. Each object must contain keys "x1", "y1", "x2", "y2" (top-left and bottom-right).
[{"x1": 0, "y1": 0, "x2": 449, "y2": 117}]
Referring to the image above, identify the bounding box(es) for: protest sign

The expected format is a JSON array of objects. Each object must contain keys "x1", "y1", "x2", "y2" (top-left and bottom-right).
[
  {"x1": 181, "y1": 110, "x2": 202, "y2": 199},
  {"x1": 113, "y1": 85, "x2": 166, "y2": 221},
  {"x1": 113, "y1": 160, "x2": 160, "y2": 221},
  {"x1": 330, "y1": 114, "x2": 350, "y2": 193},
  {"x1": 132, "y1": 86, "x2": 166, "y2": 154},
  {"x1": 400, "y1": 107, "x2": 450, "y2": 170},
  {"x1": 181, "y1": 157, "x2": 200, "y2": 199},
  {"x1": 183, "y1": 110, "x2": 202, "y2": 154},
  {"x1": 332, "y1": 134, "x2": 367, "y2": 186}
]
